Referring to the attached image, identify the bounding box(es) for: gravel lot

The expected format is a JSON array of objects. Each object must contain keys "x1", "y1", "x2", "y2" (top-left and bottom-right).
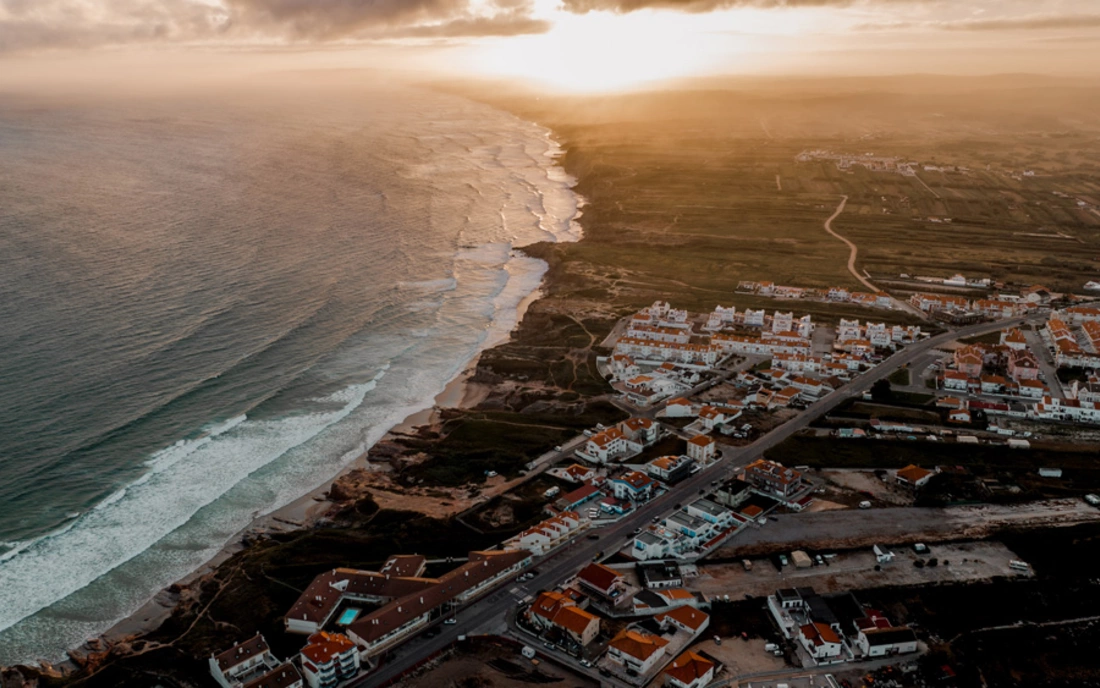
[
  {"x1": 711, "y1": 498, "x2": 1100, "y2": 557},
  {"x1": 692, "y1": 541, "x2": 1032, "y2": 599}
]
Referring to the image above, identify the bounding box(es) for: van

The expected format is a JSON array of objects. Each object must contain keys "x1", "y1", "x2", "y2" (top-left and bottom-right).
[
  {"x1": 1009, "y1": 560, "x2": 1031, "y2": 572},
  {"x1": 859, "y1": 500, "x2": 872, "y2": 509}
]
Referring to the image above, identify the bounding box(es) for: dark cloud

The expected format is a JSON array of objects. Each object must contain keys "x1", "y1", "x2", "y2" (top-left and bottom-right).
[{"x1": 856, "y1": 13, "x2": 1100, "y2": 32}]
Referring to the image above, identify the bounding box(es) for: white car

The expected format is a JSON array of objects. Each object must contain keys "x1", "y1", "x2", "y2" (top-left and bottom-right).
[{"x1": 1085, "y1": 494, "x2": 1100, "y2": 507}]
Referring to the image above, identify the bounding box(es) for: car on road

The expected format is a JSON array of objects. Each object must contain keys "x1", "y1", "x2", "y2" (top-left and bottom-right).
[
  {"x1": 587, "y1": 533, "x2": 599, "y2": 540},
  {"x1": 633, "y1": 527, "x2": 641, "y2": 534},
  {"x1": 1086, "y1": 494, "x2": 1100, "y2": 507},
  {"x1": 651, "y1": 516, "x2": 660, "y2": 523},
  {"x1": 579, "y1": 659, "x2": 593, "y2": 668},
  {"x1": 444, "y1": 618, "x2": 457, "y2": 625}
]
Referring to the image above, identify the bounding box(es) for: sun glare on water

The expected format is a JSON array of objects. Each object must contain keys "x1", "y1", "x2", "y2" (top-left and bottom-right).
[{"x1": 473, "y1": 11, "x2": 735, "y2": 92}]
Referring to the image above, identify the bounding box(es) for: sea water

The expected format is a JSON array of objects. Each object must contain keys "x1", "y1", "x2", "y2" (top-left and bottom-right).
[{"x1": 0, "y1": 81, "x2": 581, "y2": 664}]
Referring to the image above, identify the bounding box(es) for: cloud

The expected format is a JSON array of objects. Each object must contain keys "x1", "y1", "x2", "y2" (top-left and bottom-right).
[
  {"x1": 856, "y1": 13, "x2": 1100, "y2": 32},
  {"x1": 559, "y1": 0, "x2": 910, "y2": 15},
  {"x1": 0, "y1": 0, "x2": 548, "y2": 53},
  {"x1": 0, "y1": 0, "x2": 229, "y2": 52}
]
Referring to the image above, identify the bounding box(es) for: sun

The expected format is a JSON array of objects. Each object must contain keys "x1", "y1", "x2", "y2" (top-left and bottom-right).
[{"x1": 472, "y1": 10, "x2": 736, "y2": 92}]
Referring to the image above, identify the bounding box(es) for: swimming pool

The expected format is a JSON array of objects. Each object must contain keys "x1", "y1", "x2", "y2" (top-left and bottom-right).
[{"x1": 337, "y1": 608, "x2": 361, "y2": 626}]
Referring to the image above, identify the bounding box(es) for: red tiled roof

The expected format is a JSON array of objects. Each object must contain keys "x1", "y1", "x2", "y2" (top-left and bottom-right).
[
  {"x1": 577, "y1": 562, "x2": 623, "y2": 593},
  {"x1": 609, "y1": 629, "x2": 669, "y2": 661},
  {"x1": 664, "y1": 651, "x2": 715, "y2": 684},
  {"x1": 301, "y1": 632, "x2": 356, "y2": 665},
  {"x1": 656, "y1": 604, "x2": 709, "y2": 631},
  {"x1": 213, "y1": 634, "x2": 270, "y2": 672}
]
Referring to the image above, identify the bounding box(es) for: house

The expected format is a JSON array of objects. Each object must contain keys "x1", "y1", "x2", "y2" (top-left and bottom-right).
[
  {"x1": 580, "y1": 427, "x2": 641, "y2": 464},
  {"x1": 503, "y1": 512, "x2": 584, "y2": 555},
  {"x1": 948, "y1": 408, "x2": 972, "y2": 424},
  {"x1": 611, "y1": 471, "x2": 657, "y2": 502},
  {"x1": 686, "y1": 434, "x2": 717, "y2": 462},
  {"x1": 299, "y1": 632, "x2": 360, "y2": 688},
  {"x1": 744, "y1": 459, "x2": 807, "y2": 499},
  {"x1": 528, "y1": 591, "x2": 601, "y2": 646},
  {"x1": 798, "y1": 622, "x2": 844, "y2": 661},
  {"x1": 980, "y1": 375, "x2": 1008, "y2": 394},
  {"x1": 621, "y1": 417, "x2": 660, "y2": 445},
  {"x1": 210, "y1": 634, "x2": 280, "y2": 688},
  {"x1": 638, "y1": 561, "x2": 683, "y2": 589},
  {"x1": 942, "y1": 370, "x2": 969, "y2": 391},
  {"x1": 666, "y1": 512, "x2": 711, "y2": 540},
  {"x1": 241, "y1": 666, "x2": 305, "y2": 688},
  {"x1": 576, "y1": 562, "x2": 627, "y2": 600},
  {"x1": 663, "y1": 651, "x2": 716, "y2": 688},
  {"x1": 555, "y1": 484, "x2": 603, "y2": 512},
  {"x1": 607, "y1": 628, "x2": 670, "y2": 676},
  {"x1": 698, "y1": 405, "x2": 739, "y2": 430},
  {"x1": 857, "y1": 626, "x2": 919, "y2": 657},
  {"x1": 647, "y1": 455, "x2": 696, "y2": 484},
  {"x1": 656, "y1": 605, "x2": 710, "y2": 635},
  {"x1": 1008, "y1": 349, "x2": 1040, "y2": 381},
  {"x1": 895, "y1": 465, "x2": 936, "y2": 489},
  {"x1": 1018, "y1": 379, "x2": 1046, "y2": 398},
  {"x1": 685, "y1": 498, "x2": 732, "y2": 527},
  {"x1": 664, "y1": 397, "x2": 696, "y2": 418},
  {"x1": 712, "y1": 478, "x2": 752, "y2": 508},
  {"x1": 1000, "y1": 329, "x2": 1029, "y2": 351},
  {"x1": 633, "y1": 530, "x2": 672, "y2": 560},
  {"x1": 954, "y1": 345, "x2": 985, "y2": 377},
  {"x1": 562, "y1": 464, "x2": 597, "y2": 484}
]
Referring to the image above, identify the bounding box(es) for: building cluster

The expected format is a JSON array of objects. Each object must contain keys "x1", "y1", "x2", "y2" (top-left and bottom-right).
[
  {"x1": 553, "y1": 430, "x2": 725, "y2": 521},
  {"x1": 520, "y1": 560, "x2": 716, "y2": 687},
  {"x1": 1044, "y1": 308, "x2": 1100, "y2": 369},
  {"x1": 939, "y1": 336, "x2": 1048, "y2": 417},
  {"x1": 795, "y1": 150, "x2": 919, "y2": 177},
  {"x1": 737, "y1": 281, "x2": 895, "y2": 310},
  {"x1": 768, "y1": 587, "x2": 918, "y2": 666},
  {"x1": 631, "y1": 460, "x2": 812, "y2": 561},
  {"x1": 908, "y1": 291, "x2": 1039, "y2": 323},
  {"x1": 835, "y1": 319, "x2": 922, "y2": 354}
]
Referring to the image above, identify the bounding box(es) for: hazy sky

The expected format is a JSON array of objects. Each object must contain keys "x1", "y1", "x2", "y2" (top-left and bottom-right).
[{"x1": 2, "y1": 0, "x2": 1100, "y2": 90}]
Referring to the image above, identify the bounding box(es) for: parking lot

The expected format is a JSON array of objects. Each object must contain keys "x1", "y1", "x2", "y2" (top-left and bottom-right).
[{"x1": 690, "y1": 540, "x2": 1033, "y2": 599}]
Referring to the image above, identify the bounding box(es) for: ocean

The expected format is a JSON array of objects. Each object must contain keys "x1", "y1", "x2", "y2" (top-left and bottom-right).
[{"x1": 0, "y1": 82, "x2": 581, "y2": 664}]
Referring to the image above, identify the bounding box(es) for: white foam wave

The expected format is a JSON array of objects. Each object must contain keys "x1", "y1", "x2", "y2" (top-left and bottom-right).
[{"x1": 0, "y1": 378, "x2": 381, "y2": 634}]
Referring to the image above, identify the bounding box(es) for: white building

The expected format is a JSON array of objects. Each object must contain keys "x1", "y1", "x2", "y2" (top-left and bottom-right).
[
  {"x1": 300, "y1": 632, "x2": 360, "y2": 688},
  {"x1": 503, "y1": 512, "x2": 584, "y2": 555}
]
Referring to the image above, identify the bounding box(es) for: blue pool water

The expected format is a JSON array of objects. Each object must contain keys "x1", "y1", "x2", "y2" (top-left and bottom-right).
[{"x1": 337, "y1": 608, "x2": 362, "y2": 626}]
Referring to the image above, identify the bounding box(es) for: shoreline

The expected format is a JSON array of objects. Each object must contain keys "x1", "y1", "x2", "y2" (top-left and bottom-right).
[
  {"x1": 7, "y1": 95, "x2": 579, "y2": 676},
  {"x1": 84, "y1": 271, "x2": 552, "y2": 664}
]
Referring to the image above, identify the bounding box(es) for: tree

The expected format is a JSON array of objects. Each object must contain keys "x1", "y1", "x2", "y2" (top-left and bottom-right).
[{"x1": 871, "y1": 379, "x2": 893, "y2": 403}]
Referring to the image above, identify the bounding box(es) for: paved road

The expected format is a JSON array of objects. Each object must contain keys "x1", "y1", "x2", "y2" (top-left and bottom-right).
[
  {"x1": 1023, "y1": 327, "x2": 1065, "y2": 399},
  {"x1": 356, "y1": 314, "x2": 1040, "y2": 687}
]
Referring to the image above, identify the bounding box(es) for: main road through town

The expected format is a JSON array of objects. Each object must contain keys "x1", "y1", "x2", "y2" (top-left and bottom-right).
[{"x1": 354, "y1": 313, "x2": 1040, "y2": 687}]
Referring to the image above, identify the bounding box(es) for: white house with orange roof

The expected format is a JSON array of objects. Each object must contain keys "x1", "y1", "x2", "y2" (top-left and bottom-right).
[
  {"x1": 1008, "y1": 349, "x2": 1040, "y2": 381},
  {"x1": 798, "y1": 622, "x2": 844, "y2": 661},
  {"x1": 647, "y1": 455, "x2": 696, "y2": 484},
  {"x1": 1000, "y1": 328, "x2": 1029, "y2": 350},
  {"x1": 528, "y1": 591, "x2": 601, "y2": 646},
  {"x1": 895, "y1": 465, "x2": 936, "y2": 489},
  {"x1": 663, "y1": 651, "x2": 716, "y2": 688},
  {"x1": 606, "y1": 628, "x2": 670, "y2": 677},
  {"x1": 578, "y1": 426, "x2": 642, "y2": 464},
  {"x1": 503, "y1": 512, "x2": 585, "y2": 555},
  {"x1": 698, "y1": 405, "x2": 741, "y2": 430},
  {"x1": 299, "y1": 632, "x2": 359, "y2": 688},
  {"x1": 954, "y1": 345, "x2": 985, "y2": 377},
  {"x1": 664, "y1": 397, "x2": 696, "y2": 418},
  {"x1": 943, "y1": 369, "x2": 969, "y2": 391},
  {"x1": 611, "y1": 471, "x2": 657, "y2": 502},
  {"x1": 620, "y1": 417, "x2": 660, "y2": 446},
  {"x1": 656, "y1": 605, "x2": 710, "y2": 636},
  {"x1": 1063, "y1": 306, "x2": 1100, "y2": 324},
  {"x1": 686, "y1": 434, "x2": 717, "y2": 462}
]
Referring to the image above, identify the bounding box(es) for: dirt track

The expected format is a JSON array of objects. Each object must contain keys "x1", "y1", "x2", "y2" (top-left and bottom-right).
[{"x1": 711, "y1": 499, "x2": 1100, "y2": 558}]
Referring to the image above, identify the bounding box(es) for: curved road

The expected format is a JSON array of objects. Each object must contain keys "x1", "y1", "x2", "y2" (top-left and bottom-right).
[{"x1": 823, "y1": 195, "x2": 926, "y2": 320}]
